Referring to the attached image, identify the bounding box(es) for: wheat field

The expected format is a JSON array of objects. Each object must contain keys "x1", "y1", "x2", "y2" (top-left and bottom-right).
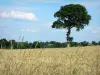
[{"x1": 0, "y1": 46, "x2": 100, "y2": 75}]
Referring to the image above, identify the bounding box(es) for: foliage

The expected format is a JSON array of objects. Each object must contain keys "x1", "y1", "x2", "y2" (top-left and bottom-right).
[
  {"x1": 52, "y1": 4, "x2": 91, "y2": 46},
  {"x1": 92, "y1": 41, "x2": 98, "y2": 45},
  {"x1": 0, "y1": 38, "x2": 99, "y2": 49}
]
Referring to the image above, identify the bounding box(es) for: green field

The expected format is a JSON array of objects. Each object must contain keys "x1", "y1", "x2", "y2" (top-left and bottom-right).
[{"x1": 0, "y1": 46, "x2": 100, "y2": 75}]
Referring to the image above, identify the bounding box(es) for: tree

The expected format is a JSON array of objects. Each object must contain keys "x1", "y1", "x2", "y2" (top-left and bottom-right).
[
  {"x1": 80, "y1": 41, "x2": 89, "y2": 46},
  {"x1": 70, "y1": 42, "x2": 78, "y2": 47},
  {"x1": 52, "y1": 4, "x2": 91, "y2": 47},
  {"x1": 98, "y1": 41, "x2": 100, "y2": 45},
  {"x1": 0, "y1": 38, "x2": 8, "y2": 48},
  {"x1": 29, "y1": 42, "x2": 33, "y2": 49},
  {"x1": 92, "y1": 41, "x2": 97, "y2": 45}
]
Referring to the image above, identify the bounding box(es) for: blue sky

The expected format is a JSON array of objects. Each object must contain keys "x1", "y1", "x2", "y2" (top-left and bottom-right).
[{"x1": 0, "y1": 0, "x2": 100, "y2": 42}]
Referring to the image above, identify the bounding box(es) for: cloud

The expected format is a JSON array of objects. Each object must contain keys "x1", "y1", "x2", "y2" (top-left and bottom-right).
[
  {"x1": 0, "y1": 10, "x2": 37, "y2": 21},
  {"x1": 89, "y1": 27, "x2": 100, "y2": 34},
  {"x1": 21, "y1": 28, "x2": 39, "y2": 33},
  {"x1": 0, "y1": 6, "x2": 39, "y2": 12},
  {"x1": 24, "y1": 0, "x2": 63, "y2": 3}
]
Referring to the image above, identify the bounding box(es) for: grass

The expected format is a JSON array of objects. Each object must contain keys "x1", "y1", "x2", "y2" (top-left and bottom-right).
[{"x1": 0, "y1": 46, "x2": 100, "y2": 75}]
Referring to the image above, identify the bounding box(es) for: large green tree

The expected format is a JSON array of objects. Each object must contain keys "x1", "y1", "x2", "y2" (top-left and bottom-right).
[{"x1": 52, "y1": 4, "x2": 91, "y2": 47}]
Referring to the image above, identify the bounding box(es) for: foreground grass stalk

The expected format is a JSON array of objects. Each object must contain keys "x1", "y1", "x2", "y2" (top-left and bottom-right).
[{"x1": 0, "y1": 46, "x2": 100, "y2": 75}]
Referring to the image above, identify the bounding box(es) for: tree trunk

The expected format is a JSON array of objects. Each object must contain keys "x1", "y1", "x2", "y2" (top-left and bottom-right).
[{"x1": 66, "y1": 28, "x2": 71, "y2": 47}]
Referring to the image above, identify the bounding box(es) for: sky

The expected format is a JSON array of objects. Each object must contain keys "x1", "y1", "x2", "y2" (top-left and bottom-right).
[{"x1": 0, "y1": 0, "x2": 100, "y2": 42}]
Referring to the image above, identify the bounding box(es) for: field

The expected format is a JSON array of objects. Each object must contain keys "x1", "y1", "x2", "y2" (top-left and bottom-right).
[{"x1": 0, "y1": 46, "x2": 100, "y2": 75}]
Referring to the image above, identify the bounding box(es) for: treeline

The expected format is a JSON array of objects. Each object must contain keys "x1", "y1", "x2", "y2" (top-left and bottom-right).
[{"x1": 0, "y1": 38, "x2": 100, "y2": 49}]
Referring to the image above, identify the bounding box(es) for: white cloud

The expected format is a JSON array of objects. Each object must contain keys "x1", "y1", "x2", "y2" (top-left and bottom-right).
[
  {"x1": 0, "y1": 10, "x2": 37, "y2": 21},
  {"x1": 21, "y1": 28, "x2": 39, "y2": 33}
]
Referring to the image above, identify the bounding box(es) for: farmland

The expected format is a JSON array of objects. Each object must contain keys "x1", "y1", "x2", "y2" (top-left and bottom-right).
[{"x1": 0, "y1": 46, "x2": 100, "y2": 75}]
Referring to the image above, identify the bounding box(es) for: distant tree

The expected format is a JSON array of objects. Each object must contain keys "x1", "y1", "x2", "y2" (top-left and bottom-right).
[
  {"x1": 22, "y1": 41, "x2": 29, "y2": 49},
  {"x1": 32, "y1": 41, "x2": 42, "y2": 48},
  {"x1": 39, "y1": 42, "x2": 45, "y2": 48},
  {"x1": 0, "y1": 39, "x2": 3, "y2": 49},
  {"x1": 45, "y1": 41, "x2": 49, "y2": 48},
  {"x1": 32, "y1": 42, "x2": 36, "y2": 48},
  {"x1": 49, "y1": 41, "x2": 56, "y2": 48},
  {"x1": 98, "y1": 41, "x2": 100, "y2": 45},
  {"x1": 61, "y1": 42, "x2": 67, "y2": 48},
  {"x1": 70, "y1": 42, "x2": 78, "y2": 47},
  {"x1": 56, "y1": 42, "x2": 62, "y2": 48},
  {"x1": 13, "y1": 42, "x2": 17, "y2": 49},
  {"x1": 92, "y1": 41, "x2": 97, "y2": 45},
  {"x1": 29, "y1": 42, "x2": 33, "y2": 49},
  {"x1": 80, "y1": 41, "x2": 89, "y2": 46},
  {"x1": 0, "y1": 38, "x2": 8, "y2": 48},
  {"x1": 52, "y1": 4, "x2": 91, "y2": 47}
]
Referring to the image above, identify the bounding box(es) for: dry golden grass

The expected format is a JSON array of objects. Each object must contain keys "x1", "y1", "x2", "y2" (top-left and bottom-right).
[{"x1": 0, "y1": 46, "x2": 100, "y2": 75}]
